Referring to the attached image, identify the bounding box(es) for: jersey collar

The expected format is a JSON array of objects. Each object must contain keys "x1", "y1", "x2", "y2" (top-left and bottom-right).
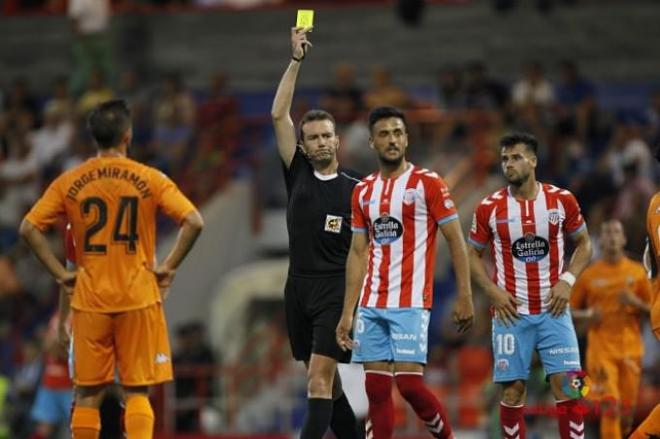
[{"x1": 313, "y1": 170, "x2": 338, "y2": 181}]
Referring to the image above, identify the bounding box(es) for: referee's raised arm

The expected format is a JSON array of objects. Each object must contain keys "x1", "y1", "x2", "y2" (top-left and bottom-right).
[{"x1": 271, "y1": 27, "x2": 313, "y2": 168}]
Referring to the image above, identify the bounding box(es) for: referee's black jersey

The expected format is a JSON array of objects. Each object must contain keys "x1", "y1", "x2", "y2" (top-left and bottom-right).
[{"x1": 283, "y1": 148, "x2": 363, "y2": 277}]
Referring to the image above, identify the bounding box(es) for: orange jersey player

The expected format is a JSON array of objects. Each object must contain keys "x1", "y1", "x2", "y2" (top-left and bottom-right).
[
  {"x1": 19, "y1": 100, "x2": 204, "y2": 439},
  {"x1": 570, "y1": 220, "x2": 652, "y2": 438},
  {"x1": 628, "y1": 193, "x2": 660, "y2": 439}
]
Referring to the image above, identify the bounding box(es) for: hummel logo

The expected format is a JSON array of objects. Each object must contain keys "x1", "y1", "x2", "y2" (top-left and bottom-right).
[
  {"x1": 503, "y1": 423, "x2": 520, "y2": 439},
  {"x1": 569, "y1": 421, "x2": 584, "y2": 439},
  {"x1": 155, "y1": 353, "x2": 170, "y2": 364}
]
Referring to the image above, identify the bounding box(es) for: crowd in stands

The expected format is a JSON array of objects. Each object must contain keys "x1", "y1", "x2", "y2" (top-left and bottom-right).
[{"x1": 1, "y1": 50, "x2": 659, "y2": 434}]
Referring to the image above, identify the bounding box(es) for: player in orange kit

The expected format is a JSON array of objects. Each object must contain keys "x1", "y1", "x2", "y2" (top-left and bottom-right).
[
  {"x1": 628, "y1": 189, "x2": 660, "y2": 439},
  {"x1": 570, "y1": 220, "x2": 652, "y2": 438},
  {"x1": 19, "y1": 99, "x2": 204, "y2": 439}
]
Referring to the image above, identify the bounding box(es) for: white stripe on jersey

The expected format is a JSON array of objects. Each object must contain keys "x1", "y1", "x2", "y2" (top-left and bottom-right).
[
  {"x1": 490, "y1": 208, "x2": 507, "y2": 291},
  {"x1": 533, "y1": 190, "x2": 551, "y2": 312},
  {"x1": 411, "y1": 179, "x2": 428, "y2": 308},
  {"x1": 386, "y1": 178, "x2": 406, "y2": 308},
  {"x1": 366, "y1": 177, "x2": 384, "y2": 308}
]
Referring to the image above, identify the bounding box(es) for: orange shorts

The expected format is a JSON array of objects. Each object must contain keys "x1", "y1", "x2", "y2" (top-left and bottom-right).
[
  {"x1": 71, "y1": 303, "x2": 173, "y2": 386},
  {"x1": 586, "y1": 351, "x2": 641, "y2": 407}
]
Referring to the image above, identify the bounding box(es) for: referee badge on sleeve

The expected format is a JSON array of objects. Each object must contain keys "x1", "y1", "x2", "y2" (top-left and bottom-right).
[{"x1": 324, "y1": 214, "x2": 343, "y2": 234}]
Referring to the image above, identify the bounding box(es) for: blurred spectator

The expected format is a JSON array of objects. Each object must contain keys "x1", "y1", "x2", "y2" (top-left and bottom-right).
[
  {"x1": 29, "y1": 101, "x2": 74, "y2": 174},
  {"x1": 436, "y1": 66, "x2": 465, "y2": 111},
  {"x1": 464, "y1": 61, "x2": 508, "y2": 111},
  {"x1": 173, "y1": 321, "x2": 218, "y2": 433},
  {"x1": 2, "y1": 78, "x2": 39, "y2": 128},
  {"x1": 45, "y1": 76, "x2": 75, "y2": 120},
  {"x1": 8, "y1": 338, "x2": 42, "y2": 438},
  {"x1": 0, "y1": 130, "x2": 39, "y2": 251},
  {"x1": 76, "y1": 69, "x2": 114, "y2": 118},
  {"x1": 117, "y1": 69, "x2": 152, "y2": 146},
  {"x1": 555, "y1": 60, "x2": 597, "y2": 142},
  {"x1": 320, "y1": 62, "x2": 364, "y2": 126},
  {"x1": 151, "y1": 73, "x2": 196, "y2": 173},
  {"x1": 511, "y1": 61, "x2": 555, "y2": 150},
  {"x1": 68, "y1": 0, "x2": 113, "y2": 96},
  {"x1": 646, "y1": 90, "x2": 660, "y2": 147},
  {"x1": 606, "y1": 116, "x2": 654, "y2": 187},
  {"x1": 180, "y1": 72, "x2": 241, "y2": 202},
  {"x1": 512, "y1": 61, "x2": 555, "y2": 109},
  {"x1": 612, "y1": 162, "x2": 655, "y2": 256},
  {"x1": 364, "y1": 65, "x2": 410, "y2": 109}
]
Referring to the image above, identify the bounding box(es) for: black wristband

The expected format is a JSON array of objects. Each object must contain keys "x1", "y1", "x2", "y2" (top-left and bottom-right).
[{"x1": 292, "y1": 55, "x2": 303, "y2": 62}]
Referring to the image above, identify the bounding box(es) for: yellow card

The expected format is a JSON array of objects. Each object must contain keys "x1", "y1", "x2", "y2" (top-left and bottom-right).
[{"x1": 296, "y1": 9, "x2": 314, "y2": 29}]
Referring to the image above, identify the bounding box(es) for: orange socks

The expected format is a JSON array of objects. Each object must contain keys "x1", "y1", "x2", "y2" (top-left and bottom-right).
[
  {"x1": 71, "y1": 406, "x2": 100, "y2": 439},
  {"x1": 124, "y1": 394, "x2": 155, "y2": 439}
]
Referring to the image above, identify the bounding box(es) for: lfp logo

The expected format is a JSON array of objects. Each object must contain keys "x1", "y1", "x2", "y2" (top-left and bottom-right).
[{"x1": 561, "y1": 370, "x2": 590, "y2": 398}]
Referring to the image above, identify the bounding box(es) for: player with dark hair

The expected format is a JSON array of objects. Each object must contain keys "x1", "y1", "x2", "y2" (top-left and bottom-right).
[
  {"x1": 571, "y1": 220, "x2": 651, "y2": 438},
  {"x1": 271, "y1": 28, "x2": 360, "y2": 439},
  {"x1": 337, "y1": 105, "x2": 474, "y2": 439},
  {"x1": 468, "y1": 132, "x2": 593, "y2": 439},
  {"x1": 20, "y1": 99, "x2": 204, "y2": 439}
]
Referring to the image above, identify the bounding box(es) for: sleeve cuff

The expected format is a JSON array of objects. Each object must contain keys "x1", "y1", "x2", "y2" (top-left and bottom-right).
[
  {"x1": 436, "y1": 213, "x2": 459, "y2": 226},
  {"x1": 351, "y1": 227, "x2": 367, "y2": 233},
  {"x1": 567, "y1": 222, "x2": 587, "y2": 237},
  {"x1": 467, "y1": 237, "x2": 488, "y2": 249}
]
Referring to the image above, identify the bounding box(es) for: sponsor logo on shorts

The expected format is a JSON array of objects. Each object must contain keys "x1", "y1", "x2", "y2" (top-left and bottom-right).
[
  {"x1": 548, "y1": 347, "x2": 579, "y2": 355},
  {"x1": 155, "y1": 353, "x2": 170, "y2": 364},
  {"x1": 373, "y1": 214, "x2": 404, "y2": 245},
  {"x1": 395, "y1": 348, "x2": 416, "y2": 355},
  {"x1": 561, "y1": 370, "x2": 590, "y2": 398},
  {"x1": 324, "y1": 215, "x2": 343, "y2": 234},
  {"x1": 392, "y1": 333, "x2": 417, "y2": 341},
  {"x1": 511, "y1": 233, "x2": 549, "y2": 263}
]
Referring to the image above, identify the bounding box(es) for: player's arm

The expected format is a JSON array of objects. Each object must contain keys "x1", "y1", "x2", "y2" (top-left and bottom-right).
[
  {"x1": 468, "y1": 244, "x2": 521, "y2": 326},
  {"x1": 18, "y1": 220, "x2": 75, "y2": 289},
  {"x1": 271, "y1": 27, "x2": 312, "y2": 168},
  {"x1": 153, "y1": 210, "x2": 204, "y2": 298},
  {"x1": 336, "y1": 231, "x2": 369, "y2": 351},
  {"x1": 619, "y1": 275, "x2": 652, "y2": 314},
  {"x1": 546, "y1": 226, "x2": 593, "y2": 317},
  {"x1": 439, "y1": 219, "x2": 474, "y2": 333}
]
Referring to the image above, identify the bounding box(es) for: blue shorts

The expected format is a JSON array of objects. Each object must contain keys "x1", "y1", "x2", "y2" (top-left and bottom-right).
[
  {"x1": 492, "y1": 310, "x2": 581, "y2": 382},
  {"x1": 352, "y1": 307, "x2": 430, "y2": 364},
  {"x1": 30, "y1": 386, "x2": 73, "y2": 424}
]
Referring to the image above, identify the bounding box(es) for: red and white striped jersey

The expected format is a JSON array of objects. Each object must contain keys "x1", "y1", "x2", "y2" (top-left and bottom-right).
[
  {"x1": 351, "y1": 164, "x2": 458, "y2": 309},
  {"x1": 65, "y1": 223, "x2": 76, "y2": 267},
  {"x1": 468, "y1": 183, "x2": 586, "y2": 315}
]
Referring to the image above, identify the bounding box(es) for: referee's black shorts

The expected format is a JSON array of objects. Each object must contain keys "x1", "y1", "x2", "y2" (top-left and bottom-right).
[{"x1": 284, "y1": 274, "x2": 351, "y2": 364}]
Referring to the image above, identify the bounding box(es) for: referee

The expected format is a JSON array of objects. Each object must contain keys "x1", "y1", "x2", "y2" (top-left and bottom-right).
[{"x1": 271, "y1": 27, "x2": 361, "y2": 439}]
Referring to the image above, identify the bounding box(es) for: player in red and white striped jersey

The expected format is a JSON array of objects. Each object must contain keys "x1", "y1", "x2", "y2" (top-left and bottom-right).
[
  {"x1": 469, "y1": 175, "x2": 586, "y2": 315},
  {"x1": 337, "y1": 107, "x2": 474, "y2": 439},
  {"x1": 351, "y1": 164, "x2": 458, "y2": 309},
  {"x1": 468, "y1": 133, "x2": 593, "y2": 439}
]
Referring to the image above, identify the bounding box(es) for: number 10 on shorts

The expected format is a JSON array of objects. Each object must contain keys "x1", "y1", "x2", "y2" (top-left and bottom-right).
[{"x1": 495, "y1": 333, "x2": 515, "y2": 355}]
